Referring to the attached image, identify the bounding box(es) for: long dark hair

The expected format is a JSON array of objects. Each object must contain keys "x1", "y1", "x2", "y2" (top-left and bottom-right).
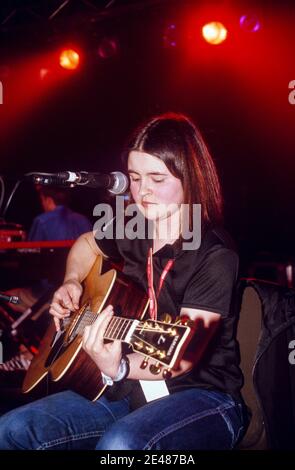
[{"x1": 124, "y1": 112, "x2": 223, "y2": 230}]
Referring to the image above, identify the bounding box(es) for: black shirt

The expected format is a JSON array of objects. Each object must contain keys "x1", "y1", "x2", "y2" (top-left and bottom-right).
[{"x1": 95, "y1": 220, "x2": 243, "y2": 405}]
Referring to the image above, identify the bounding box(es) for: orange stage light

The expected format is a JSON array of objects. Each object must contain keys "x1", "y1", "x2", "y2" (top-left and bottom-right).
[
  {"x1": 59, "y1": 49, "x2": 80, "y2": 70},
  {"x1": 202, "y1": 22, "x2": 227, "y2": 45}
]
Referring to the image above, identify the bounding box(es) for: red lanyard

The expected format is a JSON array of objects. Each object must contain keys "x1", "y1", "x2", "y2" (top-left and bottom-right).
[{"x1": 146, "y1": 247, "x2": 174, "y2": 320}]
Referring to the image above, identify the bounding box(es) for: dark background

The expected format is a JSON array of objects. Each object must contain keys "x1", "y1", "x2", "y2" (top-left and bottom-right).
[{"x1": 0, "y1": 0, "x2": 295, "y2": 278}]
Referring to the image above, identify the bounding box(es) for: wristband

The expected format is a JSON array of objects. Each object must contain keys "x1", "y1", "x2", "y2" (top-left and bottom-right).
[{"x1": 101, "y1": 356, "x2": 130, "y2": 386}]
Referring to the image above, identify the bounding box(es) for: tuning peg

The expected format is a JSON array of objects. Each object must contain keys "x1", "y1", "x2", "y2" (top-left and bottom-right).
[
  {"x1": 149, "y1": 362, "x2": 162, "y2": 375},
  {"x1": 134, "y1": 341, "x2": 144, "y2": 350},
  {"x1": 181, "y1": 318, "x2": 195, "y2": 328},
  {"x1": 162, "y1": 368, "x2": 172, "y2": 379},
  {"x1": 156, "y1": 350, "x2": 166, "y2": 359},
  {"x1": 174, "y1": 316, "x2": 182, "y2": 324},
  {"x1": 140, "y1": 357, "x2": 149, "y2": 369},
  {"x1": 168, "y1": 327, "x2": 177, "y2": 336},
  {"x1": 145, "y1": 345, "x2": 155, "y2": 354},
  {"x1": 161, "y1": 313, "x2": 172, "y2": 323},
  {"x1": 176, "y1": 315, "x2": 194, "y2": 328}
]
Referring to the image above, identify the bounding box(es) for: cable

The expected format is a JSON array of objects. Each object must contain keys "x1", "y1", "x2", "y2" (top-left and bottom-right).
[
  {"x1": 1, "y1": 172, "x2": 59, "y2": 218},
  {"x1": 0, "y1": 175, "x2": 5, "y2": 215},
  {"x1": 2, "y1": 180, "x2": 21, "y2": 218}
]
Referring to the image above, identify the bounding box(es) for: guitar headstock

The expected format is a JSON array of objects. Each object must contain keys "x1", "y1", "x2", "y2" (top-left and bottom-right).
[{"x1": 128, "y1": 317, "x2": 193, "y2": 369}]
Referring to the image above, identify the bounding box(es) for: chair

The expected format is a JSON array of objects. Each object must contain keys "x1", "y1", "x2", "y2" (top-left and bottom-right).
[{"x1": 236, "y1": 284, "x2": 268, "y2": 449}]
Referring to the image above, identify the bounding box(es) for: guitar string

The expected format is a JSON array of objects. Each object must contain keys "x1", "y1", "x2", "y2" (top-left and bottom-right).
[
  {"x1": 77, "y1": 321, "x2": 170, "y2": 334},
  {"x1": 72, "y1": 313, "x2": 176, "y2": 338},
  {"x1": 76, "y1": 319, "x2": 173, "y2": 334},
  {"x1": 130, "y1": 333, "x2": 168, "y2": 350},
  {"x1": 65, "y1": 313, "x2": 175, "y2": 362},
  {"x1": 80, "y1": 312, "x2": 172, "y2": 330},
  {"x1": 76, "y1": 315, "x2": 134, "y2": 340},
  {"x1": 129, "y1": 333, "x2": 171, "y2": 363}
]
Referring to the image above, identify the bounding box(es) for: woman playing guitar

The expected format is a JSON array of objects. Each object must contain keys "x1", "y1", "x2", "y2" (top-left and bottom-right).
[{"x1": 0, "y1": 113, "x2": 248, "y2": 450}]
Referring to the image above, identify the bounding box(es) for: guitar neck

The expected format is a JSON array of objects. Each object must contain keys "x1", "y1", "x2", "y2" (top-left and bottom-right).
[
  {"x1": 80, "y1": 311, "x2": 137, "y2": 344},
  {"x1": 75, "y1": 310, "x2": 192, "y2": 369},
  {"x1": 104, "y1": 316, "x2": 139, "y2": 343}
]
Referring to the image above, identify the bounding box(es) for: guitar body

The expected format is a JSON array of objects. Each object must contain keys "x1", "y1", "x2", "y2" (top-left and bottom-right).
[{"x1": 23, "y1": 257, "x2": 149, "y2": 400}]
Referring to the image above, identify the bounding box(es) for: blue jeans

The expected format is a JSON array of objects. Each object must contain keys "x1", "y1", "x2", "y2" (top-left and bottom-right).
[{"x1": 0, "y1": 388, "x2": 246, "y2": 450}]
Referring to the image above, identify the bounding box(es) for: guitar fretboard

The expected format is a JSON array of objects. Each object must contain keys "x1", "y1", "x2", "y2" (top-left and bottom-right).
[{"x1": 71, "y1": 310, "x2": 137, "y2": 343}]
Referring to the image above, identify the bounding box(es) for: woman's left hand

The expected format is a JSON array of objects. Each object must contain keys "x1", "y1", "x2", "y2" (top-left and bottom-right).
[{"x1": 82, "y1": 304, "x2": 122, "y2": 378}]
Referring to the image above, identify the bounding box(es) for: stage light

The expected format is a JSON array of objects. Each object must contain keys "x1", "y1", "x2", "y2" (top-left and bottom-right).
[
  {"x1": 239, "y1": 14, "x2": 261, "y2": 33},
  {"x1": 202, "y1": 21, "x2": 227, "y2": 45},
  {"x1": 59, "y1": 49, "x2": 80, "y2": 70}
]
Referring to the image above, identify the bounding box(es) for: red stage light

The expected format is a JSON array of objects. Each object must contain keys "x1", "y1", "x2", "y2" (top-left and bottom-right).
[
  {"x1": 202, "y1": 22, "x2": 227, "y2": 45},
  {"x1": 59, "y1": 49, "x2": 80, "y2": 70}
]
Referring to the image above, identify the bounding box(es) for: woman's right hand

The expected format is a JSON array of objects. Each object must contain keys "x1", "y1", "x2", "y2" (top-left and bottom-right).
[{"x1": 49, "y1": 279, "x2": 83, "y2": 331}]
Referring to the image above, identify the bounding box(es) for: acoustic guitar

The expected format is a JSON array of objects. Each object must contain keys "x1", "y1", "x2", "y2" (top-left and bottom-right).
[{"x1": 23, "y1": 257, "x2": 193, "y2": 401}]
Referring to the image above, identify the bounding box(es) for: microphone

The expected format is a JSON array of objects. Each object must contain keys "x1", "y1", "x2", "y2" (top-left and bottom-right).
[
  {"x1": 28, "y1": 171, "x2": 129, "y2": 195},
  {"x1": 0, "y1": 292, "x2": 20, "y2": 304}
]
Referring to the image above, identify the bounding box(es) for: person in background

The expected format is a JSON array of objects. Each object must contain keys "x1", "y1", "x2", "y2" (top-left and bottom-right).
[{"x1": 28, "y1": 186, "x2": 91, "y2": 242}]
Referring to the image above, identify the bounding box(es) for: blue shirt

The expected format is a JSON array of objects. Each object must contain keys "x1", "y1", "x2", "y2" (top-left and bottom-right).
[{"x1": 28, "y1": 206, "x2": 92, "y2": 241}]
